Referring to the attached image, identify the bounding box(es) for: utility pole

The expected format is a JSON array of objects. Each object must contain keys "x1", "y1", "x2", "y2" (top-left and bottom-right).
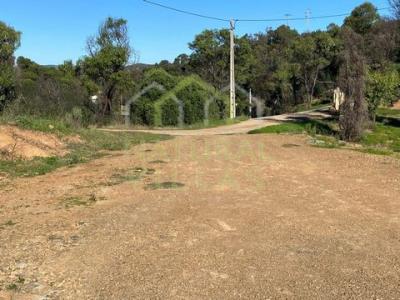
[
  {"x1": 284, "y1": 14, "x2": 291, "y2": 27},
  {"x1": 230, "y1": 19, "x2": 236, "y2": 119},
  {"x1": 249, "y1": 88, "x2": 252, "y2": 117},
  {"x1": 305, "y1": 9, "x2": 311, "y2": 32}
]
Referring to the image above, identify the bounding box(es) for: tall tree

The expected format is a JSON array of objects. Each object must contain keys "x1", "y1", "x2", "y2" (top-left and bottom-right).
[
  {"x1": 82, "y1": 17, "x2": 134, "y2": 116},
  {"x1": 338, "y1": 28, "x2": 368, "y2": 141},
  {"x1": 344, "y1": 2, "x2": 380, "y2": 35},
  {"x1": 248, "y1": 26, "x2": 299, "y2": 113},
  {"x1": 364, "y1": 19, "x2": 400, "y2": 69},
  {"x1": 189, "y1": 29, "x2": 254, "y2": 89},
  {"x1": 291, "y1": 31, "x2": 336, "y2": 107},
  {"x1": 0, "y1": 21, "x2": 21, "y2": 111},
  {"x1": 173, "y1": 54, "x2": 191, "y2": 75},
  {"x1": 188, "y1": 29, "x2": 230, "y2": 89}
]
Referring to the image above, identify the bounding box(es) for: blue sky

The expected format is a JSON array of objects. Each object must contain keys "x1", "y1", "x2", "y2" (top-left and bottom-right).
[{"x1": 1, "y1": 0, "x2": 390, "y2": 65}]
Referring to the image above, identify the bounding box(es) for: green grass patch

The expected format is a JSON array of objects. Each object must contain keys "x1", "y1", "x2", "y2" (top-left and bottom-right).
[
  {"x1": 249, "y1": 122, "x2": 306, "y2": 134},
  {"x1": 249, "y1": 112, "x2": 400, "y2": 157},
  {"x1": 251, "y1": 120, "x2": 400, "y2": 155},
  {"x1": 13, "y1": 115, "x2": 73, "y2": 136},
  {"x1": 361, "y1": 124, "x2": 400, "y2": 153},
  {"x1": 376, "y1": 107, "x2": 400, "y2": 118},
  {"x1": 358, "y1": 147, "x2": 393, "y2": 156},
  {"x1": 78, "y1": 130, "x2": 171, "y2": 152},
  {"x1": 310, "y1": 135, "x2": 342, "y2": 149},
  {"x1": 145, "y1": 181, "x2": 185, "y2": 190},
  {"x1": 249, "y1": 119, "x2": 337, "y2": 135}
]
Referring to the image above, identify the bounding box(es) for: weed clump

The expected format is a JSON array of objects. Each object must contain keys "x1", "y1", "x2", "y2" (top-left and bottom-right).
[{"x1": 145, "y1": 182, "x2": 185, "y2": 190}]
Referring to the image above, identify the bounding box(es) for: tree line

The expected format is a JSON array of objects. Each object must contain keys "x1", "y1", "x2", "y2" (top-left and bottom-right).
[
  {"x1": 159, "y1": 1, "x2": 400, "y2": 139},
  {"x1": 1, "y1": 1, "x2": 400, "y2": 140}
]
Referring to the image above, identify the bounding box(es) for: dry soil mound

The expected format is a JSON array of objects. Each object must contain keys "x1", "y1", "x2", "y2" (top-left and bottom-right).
[{"x1": 0, "y1": 125, "x2": 68, "y2": 160}]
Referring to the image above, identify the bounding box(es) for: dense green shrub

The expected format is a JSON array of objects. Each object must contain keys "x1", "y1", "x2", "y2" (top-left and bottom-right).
[
  {"x1": 161, "y1": 97, "x2": 180, "y2": 126},
  {"x1": 366, "y1": 70, "x2": 399, "y2": 121},
  {"x1": 160, "y1": 75, "x2": 228, "y2": 126},
  {"x1": 129, "y1": 68, "x2": 179, "y2": 125},
  {"x1": 176, "y1": 82, "x2": 207, "y2": 124},
  {"x1": 131, "y1": 71, "x2": 228, "y2": 127},
  {"x1": 64, "y1": 106, "x2": 94, "y2": 128},
  {"x1": 130, "y1": 98, "x2": 155, "y2": 126},
  {"x1": 8, "y1": 58, "x2": 90, "y2": 119}
]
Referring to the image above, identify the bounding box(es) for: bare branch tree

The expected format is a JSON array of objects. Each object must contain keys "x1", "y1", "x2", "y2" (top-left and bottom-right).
[
  {"x1": 338, "y1": 28, "x2": 368, "y2": 142},
  {"x1": 389, "y1": 0, "x2": 400, "y2": 20}
]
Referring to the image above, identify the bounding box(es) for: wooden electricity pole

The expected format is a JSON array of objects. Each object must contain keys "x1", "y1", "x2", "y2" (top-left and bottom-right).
[
  {"x1": 230, "y1": 19, "x2": 236, "y2": 119},
  {"x1": 249, "y1": 88, "x2": 252, "y2": 117}
]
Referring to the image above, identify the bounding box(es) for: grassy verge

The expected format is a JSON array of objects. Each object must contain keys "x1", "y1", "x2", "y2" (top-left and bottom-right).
[
  {"x1": 0, "y1": 115, "x2": 73, "y2": 137},
  {"x1": 249, "y1": 119, "x2": 337, "y2": 136},
  {"x1": 376, "y1": 107, "x2": 400, "y2": 118},
  {"x1": 0, "y1": 119, "x2": 171, "y2": 178},
  {"x1": 249, "y1": 110, "x2": 400, "y2": 157},
  {"x1": 361, "y1": 124, "x2": 400, "y2": 154}
]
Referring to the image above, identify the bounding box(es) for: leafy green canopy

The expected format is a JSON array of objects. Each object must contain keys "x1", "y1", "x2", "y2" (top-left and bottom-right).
[
  {"x1": 344, "y1": 2, "x2": 380, "y2": 35},
  {"x1": 366, "y1": 70, "x2": 400, "y2": 121},
  {"x1": 81, "y1": 17, "x2": 134, "y2": 117},
  {"x1": 0, "y1": 21, "x2": 21, "y2": 111}
]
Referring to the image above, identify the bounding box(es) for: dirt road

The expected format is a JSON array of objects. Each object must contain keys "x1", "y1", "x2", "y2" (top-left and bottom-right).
[
  {"x1": 103, "y1": 108, "x2": 332, "y2": 136},
  {"x1": 1, "y1": 132, "x2": 400, "y2": 299}
]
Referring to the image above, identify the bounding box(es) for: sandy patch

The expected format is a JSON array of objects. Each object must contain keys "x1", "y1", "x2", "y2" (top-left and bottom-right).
[
  {"x1": 392, "y1": 100, "x2": 400, "y2": 109},
  {"x1": 0, "y1": 125, "x2": 68, "y2": 160}
]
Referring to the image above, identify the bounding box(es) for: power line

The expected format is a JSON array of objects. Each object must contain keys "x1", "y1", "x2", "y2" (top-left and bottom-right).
[
  {"x1": 142, "y1": 0, "x2": 229, "y2": 22},
  {"x1": 237, "y1": 7, "x2": 390, "y2": 22},
  {"x1": 143, "y1": 0, "x2": 391, "y2": 24},
  {"x1": 143, "y1": 0, "x2": 392, "y2": 120}
]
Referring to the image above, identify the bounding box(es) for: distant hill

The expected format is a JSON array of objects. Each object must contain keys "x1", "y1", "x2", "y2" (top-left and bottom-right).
[{"x1": 128, "y1": 63, "x2": 154, "y2": 71}]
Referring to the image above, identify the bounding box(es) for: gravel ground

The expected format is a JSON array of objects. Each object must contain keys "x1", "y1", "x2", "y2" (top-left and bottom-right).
[{"x1": 1, "y1": 133, "x2": 400, "y2": 299}]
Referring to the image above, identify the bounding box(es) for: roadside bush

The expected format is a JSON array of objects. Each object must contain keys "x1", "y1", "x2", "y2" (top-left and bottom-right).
[
  {"x1": 176, "y1": 82, "x2": 207, "y2": 124},
  {"x1": 161, "y1": 97, "x2": 180, "y2": 126},
  {"x1": 132, "y1": 71, "x2": 228, "y2": 127},
  {"x1": 366, "y1": 70, "x2": 399, "y2": 122},
  {"x1": 207, "y1": 95, "x2": 227, "y2": 120},
  {"x1": 130, "y1": 98, "x2": 155, "y2": 126},
  {"x1": 10, "y1": 58, "x2": 90, "y2": 119},
  {"x1": 64, "y1": 106, "x2": 93, "y2": 128},
  {"x1": 129, "y1": 69, "x2": 179, "y2": 125}
]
